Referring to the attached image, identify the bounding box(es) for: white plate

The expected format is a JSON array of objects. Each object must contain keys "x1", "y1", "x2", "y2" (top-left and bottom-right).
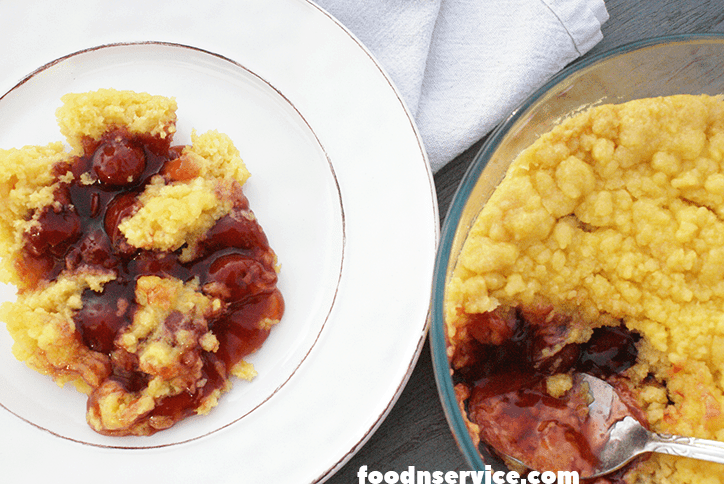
[
  {"x1": 0, "y1": 1, "x2": 438, "y2": 483},
  {"x1": 0, "y1": 41, "x2": 345, "y2": 449}
]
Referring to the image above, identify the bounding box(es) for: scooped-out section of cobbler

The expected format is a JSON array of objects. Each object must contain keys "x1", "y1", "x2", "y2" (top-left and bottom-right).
[
  {"x1": 0, "y1": 89, "x2": 284, "y2": 436},
  {"x1": 446, "y1": 95, "x2": 724, "y2": 483}
]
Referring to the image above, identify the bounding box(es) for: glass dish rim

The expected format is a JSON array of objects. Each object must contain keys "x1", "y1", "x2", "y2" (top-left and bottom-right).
[{"x1": 429, "y1": 32, "x2": 724, "y2": 471}]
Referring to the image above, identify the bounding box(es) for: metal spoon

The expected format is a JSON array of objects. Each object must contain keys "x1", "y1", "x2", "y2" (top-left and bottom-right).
[{"x1": 579, "y1": 373, "x2": 724, "y2": 478}]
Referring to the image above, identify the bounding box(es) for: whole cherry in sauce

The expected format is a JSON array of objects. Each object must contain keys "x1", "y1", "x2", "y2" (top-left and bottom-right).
[
  {"x1": 207, "y1": 254, "x2": 277, "y2": 301},
  {"x1": 25, "y1": 187, "x2": 82, "y2": 258},
  {"x1": 198, "y1": 210, "x2": 265, "y2": 254},
  {"x1": 92, "y1": 136, "x2": 146, "y2": 186},
  {"x1": 75, "y1": 280, "x2": 133, "y2": 354},
  {"x1": 104, "y1": 192, "x2": 140, "y2": 253}
]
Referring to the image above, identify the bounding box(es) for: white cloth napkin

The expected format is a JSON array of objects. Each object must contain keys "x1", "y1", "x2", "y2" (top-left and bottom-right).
[{"x1": 313, "y1": 0, "x2": 609, "y2": 172}]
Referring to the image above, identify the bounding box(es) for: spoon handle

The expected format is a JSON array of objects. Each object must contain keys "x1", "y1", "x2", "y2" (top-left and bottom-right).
[{"x1": 645, "y1": 432, "x2": 724, "y2": 465}]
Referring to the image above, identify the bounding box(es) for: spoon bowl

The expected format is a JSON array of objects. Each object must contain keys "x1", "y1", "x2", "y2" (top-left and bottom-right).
[{"x1": 519, "y1": 374, "x2": 724, "y2": 479}]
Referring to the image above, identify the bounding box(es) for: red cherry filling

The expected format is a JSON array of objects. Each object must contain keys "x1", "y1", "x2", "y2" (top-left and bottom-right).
[{"x1": 92, "y1": 137, "x2": 146, "y2": 186}]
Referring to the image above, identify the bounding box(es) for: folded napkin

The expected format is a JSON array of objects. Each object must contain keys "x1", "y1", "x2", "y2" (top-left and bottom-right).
[{"x1": 313, "y1": 0, "x2": 609, "y2": 172}]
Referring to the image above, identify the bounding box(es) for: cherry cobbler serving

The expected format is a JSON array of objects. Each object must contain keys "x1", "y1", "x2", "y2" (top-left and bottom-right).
[{"x1": 0, "y1": 89, "x2": 284, "y2": 436}]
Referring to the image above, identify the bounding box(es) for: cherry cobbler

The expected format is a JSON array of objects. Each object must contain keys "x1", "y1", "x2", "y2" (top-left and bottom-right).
[{"x1": 0, "y1": 89, "x2": 283, "y2": 436}]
